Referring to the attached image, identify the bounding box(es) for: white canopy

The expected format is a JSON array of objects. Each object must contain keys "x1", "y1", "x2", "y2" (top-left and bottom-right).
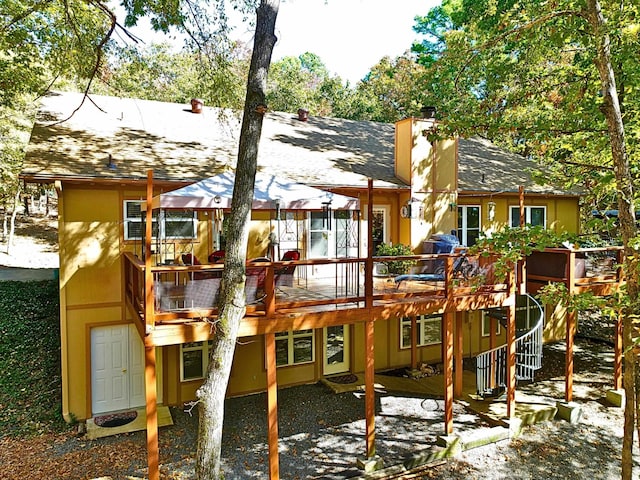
[{"x1": 147, "y1": 171, "x2": 360, "y2": 211}]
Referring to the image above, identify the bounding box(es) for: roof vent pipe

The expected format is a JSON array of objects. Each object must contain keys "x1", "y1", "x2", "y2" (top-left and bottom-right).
[
  {"x1": 297, "y1": 108, "x2": 309, "y2": 121},
  {"x1": 420, "y1": 106, "x2": 436, "y2": 119},
  {"x1": 191, "y1": 98, "x2": 204, "y2": 114}
]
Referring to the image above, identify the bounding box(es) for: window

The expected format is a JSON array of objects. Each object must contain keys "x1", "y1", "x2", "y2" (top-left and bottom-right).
[
  {"x1": 309, "y1": 212, "x2": 329, "y2": 258},
  {"x1": 275, "y1": 330, "x2": 315, "y2": 366},
  {"x1": 510, "y1": 206, "x2": 546, "y2": 228},
  {"x1": 481, "y1": 310, "x2": 502, "y2": 337},
  {"x1": 400, "y1": 315, "x2": 442, "y2": 349},
  {"x1": 481, "y1": 295, "x2": 544, "y2": 336},
  {"x1": 180, "y1": 341, "x2": 213, "y2": 381},
  {"x1": 371, "y1": 207, "x2": 388, "y2": 254},
  {"x1": 457, "y1": 205, "x2": 481, "y2": 246},
  {"x1": 124, "y1": 200, "x2": 197, "y2": 241}
]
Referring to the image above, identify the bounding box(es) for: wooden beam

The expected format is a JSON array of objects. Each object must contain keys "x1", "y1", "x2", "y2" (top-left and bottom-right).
[
  {"x1": 411, "y1": 316, "x2": 417, "y2": 370},
  {"x1": 565, "y1": 309, "x2": 577, "y2": 402},
  {"x1": 506, "y1": 304, "x2": 516, "y2": 418},
  {"x1": 614, "y1": 310, "x2": 623, "y2": 390},
  {"x1": 366, "y1": 178, "x2": 374, "y2": 308},
  {"x1": 364, "y1": 318, "x2": 376, "y2": 458},
  {"x1": 443, "y1": 311, "x2": 454, "y2": 434},
  {"x1": 454, "y1": 313, "x2": 463, "y2": 398},
  {"x1": 144, "y1": 346, "x2": 159, "y2": 480},
  {"x1": 144, "y1": 170, "x2": 154, "y2": 334},
  {"x1": 265, "y1": 333, "x2": 280, "y2": 480}
]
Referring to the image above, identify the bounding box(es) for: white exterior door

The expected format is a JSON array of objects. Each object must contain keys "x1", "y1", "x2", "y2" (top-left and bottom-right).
[
  {"x1": 91, "y1": 324, "x2": 146, "y2": 415},
  {"x1": 323, "y1": 325, "x2": 350, "y2": 375}
]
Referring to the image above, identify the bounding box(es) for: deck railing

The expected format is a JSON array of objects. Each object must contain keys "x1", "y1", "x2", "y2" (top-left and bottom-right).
[{"x1": 123, "y1": 251, "x2": 511, "y2": 333}]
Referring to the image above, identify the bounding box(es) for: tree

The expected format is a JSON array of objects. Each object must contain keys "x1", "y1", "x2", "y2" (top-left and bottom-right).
[
  {"x1": 413, "y1": 1, "x2": 639, "y2": 477},
  {"x1": 356, "y1": 54, "x2": 429, "y2": 122},
  {"x1": 94, "y1": 41, "x2": 250, "y2": 109},
  {"x1": 194, "y1": 3, "x2": 279, "y2": 478}
]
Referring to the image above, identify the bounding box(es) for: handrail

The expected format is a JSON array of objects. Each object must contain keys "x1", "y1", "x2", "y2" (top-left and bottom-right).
[{"x1": 475, "y1": 293, "x2": 544, "y2": 397}]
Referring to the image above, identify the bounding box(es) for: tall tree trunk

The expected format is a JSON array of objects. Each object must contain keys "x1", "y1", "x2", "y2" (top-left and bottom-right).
[
  {"x1": 586, "y1": 1, "x2": 637, "y2": 479},
  {"x1": 194, "y1": 2, "x2": 279, "y2": 479}
]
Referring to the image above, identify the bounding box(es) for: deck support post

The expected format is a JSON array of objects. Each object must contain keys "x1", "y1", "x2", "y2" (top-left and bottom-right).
[
  {"x1": 614, "y1": 309, "x2": 623, "y2": 390},
  {"x1": 444, "y1": 311, "x2": 454, "y2": 434},
  {"x1": 265, "y1": 332, "x2": 280, "y2": 480},
  {"x1": 506, "y1": 304, "x2": 516, "y2": 418},
  {"x1": 144, "y1": 345, "x2": 159, "y2": 480},
  {"x1": 411, "y1": 316, "x2": 417, "y2": 370},
  {"x1": 364, "y1": 318, "x2": 376, "y2": 458},
  {"x1": 565, "y1": 309, "x2": 577, "y2": 402},
  {"x1": 454, "y1": 313, "x2": 463, "y2": 398}
]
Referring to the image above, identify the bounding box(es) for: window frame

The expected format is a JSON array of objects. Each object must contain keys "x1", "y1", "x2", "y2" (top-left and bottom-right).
[
  {"x1": 509, "y1": 205, "x2": 547, "y2": 228},
  {"x1": 180, "y1": 341, "x2": 213, "y2": 382},
  {"x1": 124, "y1": 200, "x2": 197, "y2": 241},
  {"x1": 481, "y1": 311, "x2": 502, "y2": 337},
  {"x1": 457, "y1": 205, "x2": 481, "y2": 247},
  {"x1": 400, "y1": 314, "x2": 443, "y2": 349},
  {"x1": 274, "y1": 329, "x2": 315, "y2": 367}
]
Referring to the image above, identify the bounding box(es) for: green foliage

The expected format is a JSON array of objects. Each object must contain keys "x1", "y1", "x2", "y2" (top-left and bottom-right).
[
  {"x1": 375, "y1": 243, "x2": 415, "y2": 275},
  {"x1": 410, "y1": 0, "x2": 640, "y2": 217},
  {"x1": 0, "y1": 281, "x2": 64, "y2": 438},
  {"x1": 537, "y1": 282, "x2": 605, "y2": 314},
  {"x1": 470, "y1": 225, "x2": 572, "y2": 281}
]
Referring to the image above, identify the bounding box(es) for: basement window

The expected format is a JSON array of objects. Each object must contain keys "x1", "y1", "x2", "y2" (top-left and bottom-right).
[
  {"x1": 400, "y1": 315, "x2": 442, "y2": 349},
  {"x1": 274, "y1": 330, "x2": 315, "y2": 367}
]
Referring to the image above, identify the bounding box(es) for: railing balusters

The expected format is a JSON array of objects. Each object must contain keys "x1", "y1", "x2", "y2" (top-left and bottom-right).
[{"x1": 475, "y1": 293, "x2": 544, "y2": 397}]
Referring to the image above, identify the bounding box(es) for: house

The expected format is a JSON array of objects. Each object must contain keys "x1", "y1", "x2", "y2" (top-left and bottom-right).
[{"x1": 21, "y1": 91, "x2": 623, "y2": 479}]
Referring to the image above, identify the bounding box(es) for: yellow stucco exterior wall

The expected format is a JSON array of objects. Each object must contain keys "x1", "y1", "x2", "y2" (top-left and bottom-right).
[{"x1": 56, "y1": 126, "x2": 581, "y2": 421}]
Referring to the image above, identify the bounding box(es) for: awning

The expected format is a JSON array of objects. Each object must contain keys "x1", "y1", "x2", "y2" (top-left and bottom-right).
[{"x1": 146, "y1": 171, "x2": 360, "y2": 211}]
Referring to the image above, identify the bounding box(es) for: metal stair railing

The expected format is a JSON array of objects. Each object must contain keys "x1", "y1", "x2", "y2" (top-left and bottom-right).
[{"x1": 475, "y1": 294, "x2": 544, "y2": 397}]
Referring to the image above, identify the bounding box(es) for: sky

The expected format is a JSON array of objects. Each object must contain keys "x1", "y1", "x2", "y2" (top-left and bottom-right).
[
  {"x1": 118, "y1": 0, "x2": 440, "y2": 85},
  {"x1": 247, "y1": 0, "x2": 439, "y2": 84}
]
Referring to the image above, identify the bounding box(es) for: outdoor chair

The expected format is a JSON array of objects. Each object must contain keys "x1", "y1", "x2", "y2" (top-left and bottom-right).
[
  {"x1": 275, "y1": 250, "x2": 300, "y2": 289},
  {"x1": 208, "y1": 250, "x2": 226, "y2": 263}
]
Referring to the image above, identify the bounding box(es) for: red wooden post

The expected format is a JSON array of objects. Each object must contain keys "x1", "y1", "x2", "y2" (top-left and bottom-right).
[
  {"x1": 265, "y1": 332, "x2": 280, "y2": 479},
  {"x1": 145, "y1": 346, "x2": 159, "y2": 480},
  {"x1": 454, "y1": 313, "x2": 463, "y2": 398},
  {"x1": 565, "y1": 250, "x2": 576, "y2": 402},
  {"x1": 506, "y1": 304, "x2": 516, "y2": 418},
  {"x1": 145, "y1": 170, "x2": 154, "y2": 333},
  {"x1": 443, "y1": 311, "x2": 454, "y2": 434},
  {"x1": 365, "y1": 318, "x2": 376, "y2": 458},
  {"x1": 614, "y1": 310, "x2": 623, "y2": 390},
  {"x1": 411, "y1": 316, "x2": 417, "y2": 370}
]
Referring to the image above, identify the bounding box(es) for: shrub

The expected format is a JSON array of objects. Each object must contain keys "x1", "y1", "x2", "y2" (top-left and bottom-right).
[{"x1": 375, "y1": 243, "x2": 415, "y2": 275}]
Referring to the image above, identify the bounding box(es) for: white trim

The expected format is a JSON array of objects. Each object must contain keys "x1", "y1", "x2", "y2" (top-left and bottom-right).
[
  {"x1": 400, "y1": 315, "x2": 442, "y2": 349},
  {"x1": 274, "y1": 330, "x2": 315, "y2": 367},
  {"x1": 509, "y1": 205, "x2": 547, "y2": 228}
]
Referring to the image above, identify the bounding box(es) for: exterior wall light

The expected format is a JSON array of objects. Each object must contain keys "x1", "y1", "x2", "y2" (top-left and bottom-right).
[{"x1": 487, "y1": 201, "x2": 496, "y2": 221}]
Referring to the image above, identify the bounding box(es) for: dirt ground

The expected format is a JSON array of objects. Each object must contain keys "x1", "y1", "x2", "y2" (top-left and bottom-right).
[{"x1": 0, "y1": 213, "x2": 59, "y2": 269}]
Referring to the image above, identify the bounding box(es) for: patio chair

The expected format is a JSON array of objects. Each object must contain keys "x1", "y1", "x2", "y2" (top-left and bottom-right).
[
  {"x1": 208, "y1": 250, "x2": 226, "y2": 263},
  {"x1": 275, "y1": 250, "x2": 300, "y2": 289}
]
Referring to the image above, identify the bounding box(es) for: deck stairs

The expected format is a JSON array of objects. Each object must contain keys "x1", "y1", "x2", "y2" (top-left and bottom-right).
[{"x1": 475, "y1": 294, "x2": 544, "y2": 397}]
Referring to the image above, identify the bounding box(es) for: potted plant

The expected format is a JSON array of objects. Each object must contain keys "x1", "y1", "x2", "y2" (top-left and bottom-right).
[{"x1": 375, "y1": 243, "x2": 415, "y2": 275}]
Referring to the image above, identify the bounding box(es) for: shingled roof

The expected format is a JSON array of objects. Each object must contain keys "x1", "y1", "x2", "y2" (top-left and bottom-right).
[{"x1": 22, "y1": 91, "x2": 573, "y2": 196}]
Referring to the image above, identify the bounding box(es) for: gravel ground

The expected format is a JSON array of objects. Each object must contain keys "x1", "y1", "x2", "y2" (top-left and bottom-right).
[
  {"x1": 153, "y1": 337, "x2": 639, "y2": 480},
  {"x1": 1, "y1": 215, "x2": 637, "y2": 479}
]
